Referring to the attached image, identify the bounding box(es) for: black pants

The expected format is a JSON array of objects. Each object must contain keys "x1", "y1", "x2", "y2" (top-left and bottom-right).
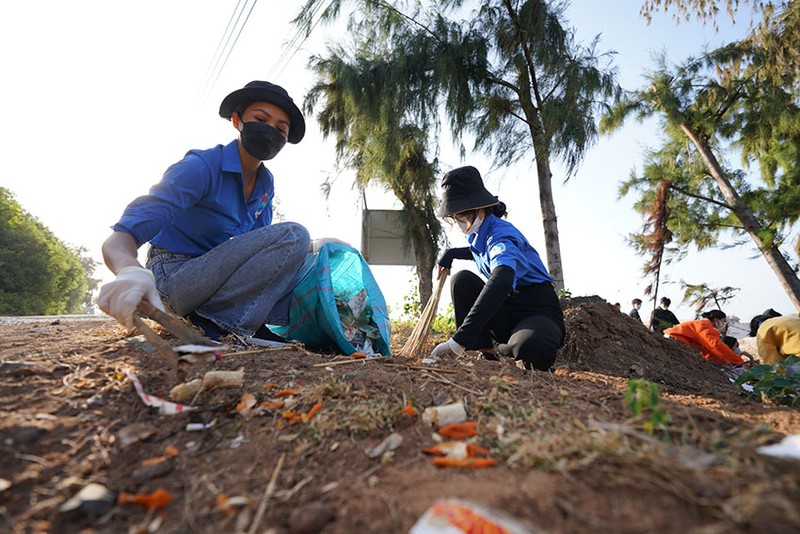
[{"x1": 451, "y1": 270, "x2": 564, "y2": 370}]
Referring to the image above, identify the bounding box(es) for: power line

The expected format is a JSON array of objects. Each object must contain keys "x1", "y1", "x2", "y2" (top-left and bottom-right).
[
  {"x1": 267, "y1": 0, "x2": 331, "y2": 80},
  {"x1": 201, "y1": 0, "x2": 246, "y2": 93},
  {"x1": 201, "y1": 0, "x2": 259, "y2": 101}
]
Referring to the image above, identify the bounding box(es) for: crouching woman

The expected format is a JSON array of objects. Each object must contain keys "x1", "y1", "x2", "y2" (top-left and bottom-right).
[
  {"x1": 664, "y1": 310, "x2": 745, "y2": 366},
  {"x1": 430, "y1": 166, "x2": 565, "y2": 371}
]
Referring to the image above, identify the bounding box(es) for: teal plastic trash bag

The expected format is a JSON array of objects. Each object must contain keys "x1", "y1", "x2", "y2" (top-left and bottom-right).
[{"x1": 270, "y1": 243, "x2": 391, "y2": 356}]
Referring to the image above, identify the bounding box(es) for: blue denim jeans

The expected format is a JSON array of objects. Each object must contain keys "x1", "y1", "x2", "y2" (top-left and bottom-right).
[{"x1": 146, "y1": 222, "x2": 310, "y2": 336}]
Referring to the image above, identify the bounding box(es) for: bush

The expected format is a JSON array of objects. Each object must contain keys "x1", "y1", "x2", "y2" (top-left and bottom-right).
[{"x1": 735, "y1": 355, "x2": 800, "y2": 408}]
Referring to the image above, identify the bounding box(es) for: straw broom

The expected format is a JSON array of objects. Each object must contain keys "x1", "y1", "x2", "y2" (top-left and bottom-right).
[{"x1": 399, "y1": 273, "x2": 448, "y2": 358}]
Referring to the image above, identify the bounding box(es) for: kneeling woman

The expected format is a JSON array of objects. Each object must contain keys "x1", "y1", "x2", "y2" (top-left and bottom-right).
[
  {"x1": 431, "y1": 166, "x2": 565, "y2": 371},
  {"x1": 664, "y1": 310, "x2": 745, "y2": 366}
]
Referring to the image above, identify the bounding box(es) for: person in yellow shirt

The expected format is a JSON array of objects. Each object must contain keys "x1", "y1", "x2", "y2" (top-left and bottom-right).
[{"x1": 756, "y1": 315, "x2": 800, "y2": 365}]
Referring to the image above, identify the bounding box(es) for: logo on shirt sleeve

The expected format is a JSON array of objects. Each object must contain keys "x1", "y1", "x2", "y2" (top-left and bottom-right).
[{"x1": 488, "y1": 242, "x2": 506, "y2": 259}]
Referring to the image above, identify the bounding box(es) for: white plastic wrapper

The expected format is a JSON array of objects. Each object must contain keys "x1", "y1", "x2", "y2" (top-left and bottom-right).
[
  {"x1": 410, "y1": 499, "x2": 533, "y2": 534},
  {"x1": 422, "y1": 402, "x2": 467, "y2": 428},
  {"x1": 757, "y1": 434, "x2": 800, "y2": 460}
]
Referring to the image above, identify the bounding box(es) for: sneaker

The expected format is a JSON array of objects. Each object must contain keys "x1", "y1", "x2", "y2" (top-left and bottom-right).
[
  {"x1": 187, "y1": 312, "x2": 228, "y2": 341},
  {"x1": 245, "y1": 325, "x2": 289, "y2": 348}
]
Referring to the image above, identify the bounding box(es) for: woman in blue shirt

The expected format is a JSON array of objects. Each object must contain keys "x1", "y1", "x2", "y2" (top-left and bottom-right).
[
  {"x1": 431, "y1": 166, "x2": 565, "y2": 370},
  {"x1": 97, "y1": 81, "x2": 339, "y2": 342}
]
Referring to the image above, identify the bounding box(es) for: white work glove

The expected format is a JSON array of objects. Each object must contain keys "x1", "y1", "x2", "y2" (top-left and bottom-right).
[
  {"x1": 430, "y1": 338, "x2": 465, "y2": 359},
  {"x1": 311, "y1": 237, "x2": 350, "y2": 254},
  {"x1": 96, "y1": 266, "x2": 164, "y2": 329}
]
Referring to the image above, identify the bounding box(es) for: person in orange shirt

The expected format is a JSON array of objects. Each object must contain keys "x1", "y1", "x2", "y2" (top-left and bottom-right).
[{"x1": 664, "y1": 310, "x2": 744, "y2": 366}]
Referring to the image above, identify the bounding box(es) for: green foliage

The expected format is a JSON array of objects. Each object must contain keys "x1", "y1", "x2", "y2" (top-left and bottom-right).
[
  {"x1": 431, "y1": 303, "x2": 456, "y2": 337},
  {"x1": 625, "y1": 379, "x2": 673, "y2": 437},
  {"x1": 557, "y1": 287, "x2": 572, "y2": 299},
  {"x1": 297, "y1": 0, "x2": 623, "y2": 292},
  {"x1": 680, "y1": 281, "x2": 739, "y2": 316},
  {"x1": 603, "y1": 9, "x2": 800, "y2": 306},
  {"x1": 0, "y1": 188, "x2": 98, "y2": 315},
  {"x1": 735, "y1": 355, "x2": 800, "y2": 408}
]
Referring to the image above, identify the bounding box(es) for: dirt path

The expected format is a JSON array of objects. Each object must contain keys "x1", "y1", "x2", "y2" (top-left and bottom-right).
[{"x1": 1, "y1": 299, "x2": 799, "y2": 533}]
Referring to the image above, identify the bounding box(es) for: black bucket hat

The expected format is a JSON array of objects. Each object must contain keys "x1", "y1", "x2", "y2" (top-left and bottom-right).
[
  {"x1": 219, "y1": 81, "x2": 306, "y2": 144},
  {"x1": 438, "y1": 166, "x2": 499, "y2": 217}
]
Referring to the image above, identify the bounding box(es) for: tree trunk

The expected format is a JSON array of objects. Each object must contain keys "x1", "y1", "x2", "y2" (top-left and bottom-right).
[
  {"x1": 680, "y1": 123, "x2": 800, "y2": 311},
  {"x1": 533, "y1": 153, "x2": 565, "y2": 292},
  {"x1": 513, "y1": 49, "x2": 565, "y2": 292}
]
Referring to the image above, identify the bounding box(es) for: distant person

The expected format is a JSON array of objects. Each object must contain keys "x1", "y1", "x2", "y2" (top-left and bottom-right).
[
  {"x1": 756, "y1": 314, "x2": 800, "y2": 365},
  {"x1": 748, "y1": 308, "x2": 782, "y2": 337},
  {"x1": 721, "y1": 335, "x2": 739, "y2": 351},
  {"x1": 650, "y1": 297, "x2": 680, "y2": 335},
  {"x1": 629, "y1": 298, "x2": 643, "y2": 322},
  {"x1": 97, "y1": 80, "x2": 344, "y2": 342},
  {"x1": 430, "y1": 166, "x2": 565, "y2": 371},
  {"x1": 664, "y1": 310, "x2": 745, "y2": 366}
]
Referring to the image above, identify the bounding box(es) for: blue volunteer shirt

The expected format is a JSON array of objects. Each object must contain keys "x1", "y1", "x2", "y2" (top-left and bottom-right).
[
  {"x1": 112, "y1": 140, "x2": 274, "y2": 256},
  {"x1": 467, "y1": 214, "x2": 552, "y2": 287}
]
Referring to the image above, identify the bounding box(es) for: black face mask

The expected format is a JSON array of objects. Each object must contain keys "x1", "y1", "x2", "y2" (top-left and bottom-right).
[{"x1": 240, "y1": 121, "x2": 287, "y2": 160}]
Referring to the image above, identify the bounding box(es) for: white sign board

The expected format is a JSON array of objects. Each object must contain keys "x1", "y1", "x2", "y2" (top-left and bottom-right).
[{"x1": 361, "y1": 209, "x2": 415, "y2": 266}]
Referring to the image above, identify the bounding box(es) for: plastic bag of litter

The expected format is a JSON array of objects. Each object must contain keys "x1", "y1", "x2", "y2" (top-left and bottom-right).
[{"x1": 270, "y1": 243, "x2": 390, "y2": 356}]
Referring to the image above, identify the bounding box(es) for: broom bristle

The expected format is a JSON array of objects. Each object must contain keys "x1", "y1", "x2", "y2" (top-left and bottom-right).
[{"x1": 399, "y1": 275, "x2": 447, "y2": 358}]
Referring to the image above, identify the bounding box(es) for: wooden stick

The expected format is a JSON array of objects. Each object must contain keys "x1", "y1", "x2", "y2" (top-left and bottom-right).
[
  {"x1": 132, "y1": 315, "x2": 179, "y2": 370},
  {"x1": 398, "y1": 274, "x2": 447, "y2": 358},
  {"x1": 248, "y1": 452, "x2": 285, "y2": 534},
  {"x1": 136, "y1": 301, "x2": 212, "y2": 345}
]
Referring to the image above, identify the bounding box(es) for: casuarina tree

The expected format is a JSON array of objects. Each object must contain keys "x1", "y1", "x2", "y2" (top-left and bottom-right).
[
  {"x1": 294, "y1": 0, "x2": 621, "y2": 292},
  {"x1": 602, "y1": 40, "x2": 800, "y2": 309},
  {"x1": 304, "y1": 46, "x2": 443, "y2": 305}
]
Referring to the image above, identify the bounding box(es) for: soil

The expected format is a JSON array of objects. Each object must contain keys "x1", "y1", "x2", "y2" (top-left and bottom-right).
[{"x1": 1, "y1": 296, "x2": 799, "y2": 533}]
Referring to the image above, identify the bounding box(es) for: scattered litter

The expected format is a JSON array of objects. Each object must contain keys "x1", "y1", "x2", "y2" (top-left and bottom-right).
[
  {"x1": 174, "y1": 344, "x2": 225, "y2": 353},
  {"x1": 423, "y1": 441, "x2": 490, "y2": 460},
  {"x1": 757, "y1": 434, "x2": 800, "y2": 460},
  {"x1": 202, "y1": 369, "x2": 244, "y2": 390},
  {"x1": 116, "y1": 423, "x2": 157, "y2": 448},
  {"x1": 410, "y1": 499, "x2": 532, "y2": 534},
  {"x1": 422, "y1": 402, "x2": 467, "y2": 428},
  {"x1": 236, "y1": 393, "x2": 257, "y2": 416},
  {"x1": 59, "y1": 483, "x2": 116, "y2": 519},
  {"x1": 437, "y1": 421, "x2": 478, "y2": 439},
  {"x1": 216, "y1": 493, "x2": 249, "y2": 517},
  {"x1": 117, "y1": 487, "x2": 172, "y2": 511},
  {"x1": 364, "y1": 432, "x2": 404, "y2": 458},
  {"x1": 186, "y1": 420, "x2": 216, "y2": 432},
  {"x1": 401, "y1": 400, "x2": 418, "y2": 417},
  {"x1": 170, "y1": 379, "x2": 203, "y2": 402},
  {"x1": 169, "y1": 369, "x2": 245, "y2": 402},
  {"x1": 126, "y1": 370, "x2": 199, "y2": 415}
]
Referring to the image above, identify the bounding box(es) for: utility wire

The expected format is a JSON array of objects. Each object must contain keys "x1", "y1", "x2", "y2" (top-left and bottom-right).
[
  {"x1": 200, "y1": 0, "x2": 246, "y2": 94},
  {"x1": 201, "y1": 0, "x2": 259, "y2": 101},
  {"x1": 267, "y1": 0, "x2": 331, "y2": 80}
]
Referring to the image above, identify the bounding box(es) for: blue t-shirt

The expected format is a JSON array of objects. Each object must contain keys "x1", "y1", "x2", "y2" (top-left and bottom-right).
[
  {"x1": 467, "y1": 214, "x2": 552, "y2": 287},
  {"x1": 113, "y1": 140, "x2": 275, "y2": 256}
]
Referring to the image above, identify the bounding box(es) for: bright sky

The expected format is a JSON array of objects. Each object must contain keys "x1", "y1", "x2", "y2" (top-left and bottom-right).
[{"x1": 1, "y1": 0, "x2": 797, "y2": 325}]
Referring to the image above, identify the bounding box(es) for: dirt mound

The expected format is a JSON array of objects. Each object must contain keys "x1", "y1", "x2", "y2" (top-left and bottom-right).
[{"x1": 557, "y1": 296, "x2": 736, "y2": 397}]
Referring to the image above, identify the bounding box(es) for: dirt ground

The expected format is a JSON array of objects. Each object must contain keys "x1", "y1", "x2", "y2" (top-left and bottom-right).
[{"x1": 1, "y1": 296, "x2": 799, "y2": 533}]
